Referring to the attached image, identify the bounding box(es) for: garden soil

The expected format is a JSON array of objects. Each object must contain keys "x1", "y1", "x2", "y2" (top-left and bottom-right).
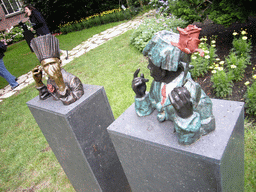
[{"x1": 192, "y1": 16, "x2": 256, "y2": 119}]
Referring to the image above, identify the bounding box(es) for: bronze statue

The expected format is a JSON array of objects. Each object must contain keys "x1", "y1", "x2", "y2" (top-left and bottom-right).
[
  {"x1": 132, "y1": 28, "x2": 215, "y2": 145},
  {"x1": 31, "y1": 34, "x2": 84, "y2": 105}
]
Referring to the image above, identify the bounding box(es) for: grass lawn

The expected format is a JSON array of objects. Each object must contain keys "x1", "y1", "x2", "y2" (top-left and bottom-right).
[
  {"x1": 0, "y1": 21, "x2": 125, "y2": 89},
  {"x1": 0, "y1": 29, "x2": 255, "y2": 191}
]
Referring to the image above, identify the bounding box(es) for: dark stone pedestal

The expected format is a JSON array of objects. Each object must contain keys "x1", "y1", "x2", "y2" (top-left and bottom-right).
[
  {"x1": 27, "y1": 84, "x2": 130, "y2": 192},
  {"x1": 107, "y1": 99, "x2": 244, "y2": 192}
]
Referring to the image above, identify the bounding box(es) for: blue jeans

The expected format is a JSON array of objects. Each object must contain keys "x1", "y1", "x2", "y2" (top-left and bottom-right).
[{"x1": 0, "y1": 58, "x2": 18, "y2": 88}]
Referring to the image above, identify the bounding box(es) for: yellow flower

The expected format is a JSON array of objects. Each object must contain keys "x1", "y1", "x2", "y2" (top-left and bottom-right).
[
  {"x1": 253, "y1": 74, "x2": 256, "y2": 80},
  {"x1": 244, "y1": 81, "x2": 250, "y2": 86},
  {"x1": 242, "y1": 36, "x2": 248, "y2": 40},
  {"x1": 231, "y1": 64, "x2": 237, "y2": 69},
  {"x1": 233, "y1": 32, "x2": 238, "y2": 36}
]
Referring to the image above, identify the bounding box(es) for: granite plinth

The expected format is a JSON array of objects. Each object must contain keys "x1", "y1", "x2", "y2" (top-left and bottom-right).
[
  {"x1": 27, "y1": 84, "x2": 130, "y2": 192},
  {"x1": 107, "y1": 99, "x2": 244, "y2": 192}
]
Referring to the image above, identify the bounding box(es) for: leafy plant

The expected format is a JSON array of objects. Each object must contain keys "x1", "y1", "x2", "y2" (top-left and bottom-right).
[
  {"x1": 0, "y1": 25, "x2": 24, "y2": 45},
  {"x1": 190, "y1": 36, "x2": 217, "y2": 78},
  {"x1": 232, "y1": 29, "x2": 252, "y2": 65},
  {"x1": 225, "y1": 52, "x2": 247, "y2": 81},
  {"x1": 130, "y1": 15, "x2": 187, "y2": 52},
  {"x1": 245, "y1": 80, "x2": 256, "y2": 115},
  {"x1": 190, "y1": 53, "x2": 209, "y2": 78},
  {"x1": 149, "y1": 0, "x2": 255, "y2": 27},
  {"x1": 211, "y1": 68, "x2": 233, "y2": 98},
  {"x1": 60, "y1": 8, "x2": 139, "y2": 34}
]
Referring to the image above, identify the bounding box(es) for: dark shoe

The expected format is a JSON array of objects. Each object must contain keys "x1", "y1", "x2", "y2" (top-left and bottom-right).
[
  {"x1": 15, "y1": 77, "x2": 18, "y2": 81},
  {"x1": 11, "y1": 84, "x2": 19, "y2": 90}
]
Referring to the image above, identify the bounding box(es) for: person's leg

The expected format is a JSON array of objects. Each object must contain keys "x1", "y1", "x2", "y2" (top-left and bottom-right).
[{"x1": 0, "y1": 59, "x2": 19, "y2": 88}]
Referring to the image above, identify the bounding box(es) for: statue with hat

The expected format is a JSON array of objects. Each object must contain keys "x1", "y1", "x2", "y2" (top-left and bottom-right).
[
  {"x1": 31, "y1": 34, "x2": 84, "y2": 105},
  {"x1": 132, "y1": 27, "x2": 215, "y2": 145}
]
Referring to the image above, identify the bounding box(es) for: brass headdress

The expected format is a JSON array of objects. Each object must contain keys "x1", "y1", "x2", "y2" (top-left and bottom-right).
[{"x1": 30, "y1": 34, "x2": 60, "y2": 63}]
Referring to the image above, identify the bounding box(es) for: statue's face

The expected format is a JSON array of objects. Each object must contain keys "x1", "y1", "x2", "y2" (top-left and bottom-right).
[
  {"x1": 147, "y1": 59, "x2": 165, "y2": 82},
  {"x1": 41, "y1": 58, "x2": 62, "y2": 80}
]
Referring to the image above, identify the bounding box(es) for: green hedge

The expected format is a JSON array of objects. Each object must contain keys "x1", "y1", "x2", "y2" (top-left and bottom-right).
[{"x1": 60, "y1": 9, "x2": 139, "y2": 35}]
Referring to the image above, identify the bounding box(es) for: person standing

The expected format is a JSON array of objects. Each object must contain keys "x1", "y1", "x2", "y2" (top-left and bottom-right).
[
  {"x1": 0, "y1": 41, "x2": 19, "y2": 90},
  {"x1": 24, "y1": 5, "x2": 50, "y2": 36}
]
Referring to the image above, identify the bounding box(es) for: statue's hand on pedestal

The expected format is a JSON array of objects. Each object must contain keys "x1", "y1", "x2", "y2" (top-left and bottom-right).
[
  {"x1": 132, "y1": 68, "x2": 149, "y2": 98},
  {"x1": 169, "y1": 87, "x2": 193, "y2": 119}
]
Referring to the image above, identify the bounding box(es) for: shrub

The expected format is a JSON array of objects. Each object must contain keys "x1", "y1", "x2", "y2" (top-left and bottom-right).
[
  {"x1": 0, "y1": 25, "x2": 24, "y2": 45},
  {"x1": 59, "y1": 8, "x2": 139, "y2": 34},
  {"x1": 130, "y1": 15, "x2": 187, "y2": 52}
]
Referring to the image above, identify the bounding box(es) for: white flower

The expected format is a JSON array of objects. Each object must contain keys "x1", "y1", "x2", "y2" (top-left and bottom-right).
[
  {"x1": 217, "y1": 67, "x2": 224, "y2": 71},
  {"x1": 241, "y1": 30, "x2": 247, "y2": 35},
  {"x1": 204, "y1": 50, "x2": 209, "y2": 54},
  {"x1": 244, "y1": 81, "x2": 250, "y2": 86},
  {"x1": 242, "y1": 36, "x2": 247, "y2": 40},
  {"x1": 253, "y1": 74, "x2": 256, "y2": 80},
  {"x1": 205, "y1": 55, "x2": 210, "y2": 59},
  {"x1": 211, "y1": 40, "x2": 216, "y2": 44},
  {"x1": 212, "y1": 70, "x2": 217, "y2": 74},
  {"x1": 233, "y1": 32, "x2": 238, "y2": 36},
  {"x1": 216, "y1": 58, "x2": 220, "y2": 61},
  {"x1": 211, "y1": 44, "x2": 216, "y2": 47},
  {"x1": 200, "y1": 37, "x2": 207, "y2": 41},
  {"x1": 192, "y1": 56, "x2": 197, "y2": 60},
  {"x1": 219, "y1": 61, "x2": 225, "y2": 65},
  {"x1": 231, "y1": 65, "x2": 237, "y2": 69}
]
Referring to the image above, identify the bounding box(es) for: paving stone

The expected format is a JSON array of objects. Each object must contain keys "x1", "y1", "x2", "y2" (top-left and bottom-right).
[{"x1": 0, "y1": 90, "x2": 16, "y2": 99}]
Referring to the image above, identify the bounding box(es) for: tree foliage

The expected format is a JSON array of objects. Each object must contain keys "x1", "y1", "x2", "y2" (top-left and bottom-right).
[
  {"x1": 208, "y1": 0, "x2": 254, "y2": 26},
  {"x1": 150, "y1": 0, "x2": 255, "y2": 26},
  {"x1": 22, "y1": 0, "x2": 121, "y2": 31}
]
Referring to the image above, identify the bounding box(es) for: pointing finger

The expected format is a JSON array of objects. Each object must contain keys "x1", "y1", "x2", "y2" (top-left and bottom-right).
[{"x1": 133, "y1": 68, "x2": 140, "y2": 78}]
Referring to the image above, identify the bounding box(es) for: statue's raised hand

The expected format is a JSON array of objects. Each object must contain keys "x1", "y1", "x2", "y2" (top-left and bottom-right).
[
  {"x1": 169, "y1": 87, "x2": 193, "y2": 119},
  {"x1": 132, "y1": 68, "x2": 149, "y2": 98},
  {"x1": 32, "y1": 65, "x2": 44, "y2": 87}
]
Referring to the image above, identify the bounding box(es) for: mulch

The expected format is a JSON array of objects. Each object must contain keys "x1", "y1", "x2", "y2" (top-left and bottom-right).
[{"x1": 192, "y1": 16, "x2": 256, "y2": 119}]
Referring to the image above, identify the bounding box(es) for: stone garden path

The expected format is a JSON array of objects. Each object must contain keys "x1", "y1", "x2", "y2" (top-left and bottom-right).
[{"x1": 0, "y1": 10, "x2": 155, "y2": 102}]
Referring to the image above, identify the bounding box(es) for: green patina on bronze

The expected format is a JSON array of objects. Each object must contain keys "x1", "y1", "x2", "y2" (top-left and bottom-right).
[{"x1": 133, "y1": 29, "x2": 215, "y2": 145}]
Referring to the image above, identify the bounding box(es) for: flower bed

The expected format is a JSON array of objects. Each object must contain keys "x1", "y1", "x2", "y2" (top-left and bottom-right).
[{"x1": 59, "y1": 8, "x2": 140, "y2": 34}]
